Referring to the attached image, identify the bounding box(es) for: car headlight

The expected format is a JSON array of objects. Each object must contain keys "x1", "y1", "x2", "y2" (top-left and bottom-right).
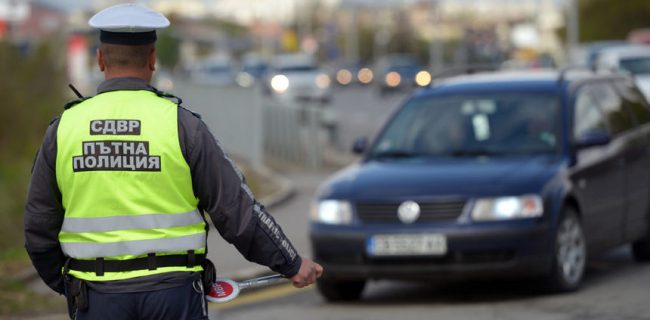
[
  {"x1": 236, "y1": 72, "x2": 255, "y2": 88},
  {"x1": 336, "y1": 69, "x2": 352, "y2": 85},
  {"x1": 310, "y1": 200, "x2": 353, "y2": 224},
  {"x1": 156, "y1": 77, "x2": 174, "y2": 92},
  {"x1": 385, "y1": 71, "x2": 401, "y2": 87},
  {"x1": 357, "y1": 67, "x2": 373, "y2": 84},
  {"x1": 315, "y1": 73, "x2": 331, "y2": 89},
  {"x1": 415, "y1": 70, "x2": 431, "y2": 87},
  {"x1": 471, "y1": 195, "x2": 543, "y2": 221},
  {"x1": 271, "y1": 74, "x2": 289, "y2": 93}
]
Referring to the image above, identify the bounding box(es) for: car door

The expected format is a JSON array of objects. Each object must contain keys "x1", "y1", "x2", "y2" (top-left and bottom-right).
[
  {"x1": 570, "y1": 83, "x2": 627, "y2": 252},
  {"x1": 612, "y1": 79, "x2": 650, "y2": 241}
]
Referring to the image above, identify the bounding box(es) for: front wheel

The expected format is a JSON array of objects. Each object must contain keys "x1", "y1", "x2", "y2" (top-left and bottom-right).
[
  {"x1": 545, "y1": 208, "x2": 587, "y2": 293},
  {"x1": 316, "y1": 278, "x2": 365, "y2": 302},
  {"x1": 632, "y1": 233, "x2": 650, "y2": 262}
]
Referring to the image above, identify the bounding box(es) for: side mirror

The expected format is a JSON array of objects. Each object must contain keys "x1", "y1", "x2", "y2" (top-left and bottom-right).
[
  {"x1": 574, "y1": 129, "x2": 611, "y2": 150},
  {"x1": 352, "y1": 137, "x2": 368, "y2": 155}
]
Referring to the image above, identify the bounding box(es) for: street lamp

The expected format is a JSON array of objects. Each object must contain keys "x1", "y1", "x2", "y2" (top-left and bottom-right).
[{"x1": 428, "y1": 0, "x2": 444, "y2": 73}]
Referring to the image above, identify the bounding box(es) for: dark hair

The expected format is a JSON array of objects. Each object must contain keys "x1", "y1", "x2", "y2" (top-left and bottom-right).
[{"x1": 100, "y1": 43, "x2": 154, "y2": 69}]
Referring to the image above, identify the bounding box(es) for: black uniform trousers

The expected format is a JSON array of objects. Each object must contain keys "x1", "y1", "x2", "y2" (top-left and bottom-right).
[{"x1": 72, "y1": 277, "x2": 208, "y2": 320}]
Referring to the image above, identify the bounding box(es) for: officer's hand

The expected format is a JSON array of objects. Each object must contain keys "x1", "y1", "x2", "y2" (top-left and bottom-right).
[{"x1": 290, "y1": 258, "x2": 323, "y2": 288}]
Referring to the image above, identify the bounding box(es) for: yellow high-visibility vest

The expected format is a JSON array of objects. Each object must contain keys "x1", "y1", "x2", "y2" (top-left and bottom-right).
[{"x1": 56, "y1": 90, "x2": 204, "y2": 281}]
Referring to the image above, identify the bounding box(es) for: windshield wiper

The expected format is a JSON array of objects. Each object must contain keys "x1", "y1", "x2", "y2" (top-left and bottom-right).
[
  {"x1": 449, "y1": 149, "x2": 498, "y2": 157},
  {"x1": 372, "y1": 150, "x2": 423, "y2": 159}
]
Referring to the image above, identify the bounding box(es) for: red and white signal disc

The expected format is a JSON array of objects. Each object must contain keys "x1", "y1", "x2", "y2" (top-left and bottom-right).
[{"x1": 206, "y1": 278, "x2": 240, "y2": 303}]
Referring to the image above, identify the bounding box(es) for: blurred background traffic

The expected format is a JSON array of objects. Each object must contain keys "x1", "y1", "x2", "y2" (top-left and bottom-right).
[{"x1": 2, "y1": 0, "x2": 650, "y2": 318}]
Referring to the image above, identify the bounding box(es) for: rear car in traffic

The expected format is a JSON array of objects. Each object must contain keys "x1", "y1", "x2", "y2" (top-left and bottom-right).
[
  {"x1": 265, "y1": 53, "x2": 332, "y2": 104},
  {"x1": 595, "y1": 44, "x2": 650, "y2": 99},
  {"x1": 375, "y1": 54, "x2": 431, "y2": 95},
  {"x1": 188, "y1": 55, "x2": 237, "y2": 87},
  {"x1": 310, "y1": 69, "x2": 650, "y2": 301}
]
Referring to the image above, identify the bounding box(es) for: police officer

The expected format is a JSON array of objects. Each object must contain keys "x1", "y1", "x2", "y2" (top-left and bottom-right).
[{"x1": 24, "y1": 3, "x2": 322, "y2": 319}]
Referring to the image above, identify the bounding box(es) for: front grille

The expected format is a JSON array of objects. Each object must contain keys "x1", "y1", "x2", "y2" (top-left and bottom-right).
[{"x1": 356, "y1": 201, "x2": 466, "y2": 224}]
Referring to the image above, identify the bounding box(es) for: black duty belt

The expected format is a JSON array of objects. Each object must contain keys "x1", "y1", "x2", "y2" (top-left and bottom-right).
[{"x1": 67, "y1": 252, "x2": 205, "y2": 276}]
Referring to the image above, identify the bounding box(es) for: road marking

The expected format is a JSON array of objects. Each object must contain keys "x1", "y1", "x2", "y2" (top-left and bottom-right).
[{"x1": 209, "y1": 283, "x2": 312, "y2": 310}]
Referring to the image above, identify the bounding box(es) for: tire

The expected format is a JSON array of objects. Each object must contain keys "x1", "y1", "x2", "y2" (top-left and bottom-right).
[
  {"x1": 545, "y1": 208, "x2": 587, "y2": 293},
  {"x1": 632, "y1": 234, "x2": 650, "y2": 262},
  {"x1": 320, "y1": 96, "x2": 332, "y2": 105},
  {"x1": 316, "y1": 278, "x2": 365, "y2": 302}
]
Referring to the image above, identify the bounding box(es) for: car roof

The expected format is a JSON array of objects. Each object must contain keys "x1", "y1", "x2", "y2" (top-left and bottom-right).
[
  {"x1": 416, "y1": 69, "x2": 621, "y2": 96},
  {"x1": 598, "y1": 45, "x2": 650, "y2": 59}
]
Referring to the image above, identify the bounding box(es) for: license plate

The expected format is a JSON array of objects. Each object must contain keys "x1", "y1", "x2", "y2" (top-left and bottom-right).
[{"x1": 368, "y1": 234, "x2": 447, "y2": 257}]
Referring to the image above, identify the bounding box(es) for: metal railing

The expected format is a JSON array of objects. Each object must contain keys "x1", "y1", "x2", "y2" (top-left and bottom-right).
[
  {"x1": 172, "y1": 78, "x2": 327, "y2": 169},
  {"x1": 263, "y1": 100, "x2": 325, "y2": 169}
]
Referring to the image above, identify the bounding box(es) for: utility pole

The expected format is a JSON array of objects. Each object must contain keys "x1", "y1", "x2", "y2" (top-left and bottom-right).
[
  {"x1": 566, "y1": 0, "x2": 579, "y2": 59},
  {"x1": 296, "y1": 0, "x2": 314, "y2": 52},
  {"x1": 346, "y1": 8, "x2": 360, "y2": 64},
  {"x1": 428, "y1": 0, "x2": 444, "y2": 73}
]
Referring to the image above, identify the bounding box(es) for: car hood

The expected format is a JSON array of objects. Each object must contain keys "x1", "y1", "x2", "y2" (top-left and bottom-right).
[
  {"x1": 318, "y1": 156, "x2": 564, "y2": 202},
  {"x1": 282, "y1": 72, "x2": 321, "y2": 87}
]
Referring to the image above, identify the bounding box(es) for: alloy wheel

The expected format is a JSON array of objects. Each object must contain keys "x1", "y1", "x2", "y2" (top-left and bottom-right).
[{"x1": 556, "y1": 215, "x2": 586, "y2": 286}]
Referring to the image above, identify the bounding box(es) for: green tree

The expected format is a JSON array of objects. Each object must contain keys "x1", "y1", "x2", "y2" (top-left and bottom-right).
[
  {"x1": 0, "y1": 41, "x2": 66, "y2": 250},
  {"x1": 156, "y1": 31, "x2": 180, "y2": 70},
  {"x1": 579, "y1": 0, "x2": 650, "y2": 41}
]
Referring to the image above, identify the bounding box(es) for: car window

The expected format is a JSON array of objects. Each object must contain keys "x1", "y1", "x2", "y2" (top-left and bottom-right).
[
  {"x1": 573, "y1": 87, "x2": 608, "y2": 139},
  {"x1": 370, "y1": 93, "x2": 559, "y2": 158},
  {"x1": 587, "y1": 82, "x2": 636, "y2": 134},
  {"x1": 612, "y1": 80, "x2": 650, "y2": 125},
  {"x1": 619, "y1": 57, "x2": 650, "y2": 75}
]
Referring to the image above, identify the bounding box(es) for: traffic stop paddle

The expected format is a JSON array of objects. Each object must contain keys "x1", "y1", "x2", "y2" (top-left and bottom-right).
[{"x1": 206, "y1": 274, "x2": 286, "y2": 303}]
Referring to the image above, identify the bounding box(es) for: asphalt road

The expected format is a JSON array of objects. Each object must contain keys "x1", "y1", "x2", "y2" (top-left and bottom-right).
[
  {"x1": 215, "y1": 247, "x2": 650, "y2": 320},
  {"x1": 196, "y1": 84, "x2": 650, "y2": 320}
]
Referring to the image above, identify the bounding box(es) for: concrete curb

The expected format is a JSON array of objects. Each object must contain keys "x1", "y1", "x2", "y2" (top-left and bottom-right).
[
  {"x1": 254, "y1": 165, "x2": 296, "y2": 210},
  {"x1": 221, "y1": 165, "x2": 297, "y2": 282},
  {"x1": 322, "y1": 146, "x2": 361, "y2": 169}
]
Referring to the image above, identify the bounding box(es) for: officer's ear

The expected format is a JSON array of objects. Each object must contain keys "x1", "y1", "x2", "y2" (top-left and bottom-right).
[
  {"x1": 148, "y1": 47, "x2": 156, "y2": 71},
  {"x1": 97, "y1": 48, "x2": 106, "y2": 72}
]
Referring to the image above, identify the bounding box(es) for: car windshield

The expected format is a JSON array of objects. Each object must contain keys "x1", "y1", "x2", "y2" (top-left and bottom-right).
[
  {"x1": 620, "y1": 57, "x2": 650, "y2": 75},
  {"x1": 203, "y1": 65, "x2": 231, "y2": 74},
  {"x1": 389, "y1": 64, "x2": 420, "y2": 73},
  {"x1": 243, "y1": 64, "x2": 267, "y2": 73},
  {"x1": 369, "y1": 93, "x2": 560, "y2": 159}
]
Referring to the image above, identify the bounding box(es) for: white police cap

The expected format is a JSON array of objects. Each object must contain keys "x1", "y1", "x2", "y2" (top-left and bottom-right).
[{"x1": 89, "y1": 3, "x2": 170, "y2": 45}]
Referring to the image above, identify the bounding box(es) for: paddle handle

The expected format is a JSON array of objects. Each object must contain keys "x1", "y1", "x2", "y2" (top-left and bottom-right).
[{"x1": 238, "y1": 274, "x2": 286, "y2": 290}]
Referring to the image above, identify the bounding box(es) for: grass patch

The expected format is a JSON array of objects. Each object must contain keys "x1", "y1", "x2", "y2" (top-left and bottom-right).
[{"x1": 0, "y1": 249, "x2": 67, "y2": 317}]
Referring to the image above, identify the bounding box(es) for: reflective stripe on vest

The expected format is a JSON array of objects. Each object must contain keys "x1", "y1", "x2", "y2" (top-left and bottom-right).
[
  {"x1": 61, "y1": 209, "x2": 203, "y2": 233},
  {"x1": 61, "y1": 232, "x2": 206, "y2": 259},
  {"x1": 56, "y1": 90, "x2": 203, "y2": 281}
]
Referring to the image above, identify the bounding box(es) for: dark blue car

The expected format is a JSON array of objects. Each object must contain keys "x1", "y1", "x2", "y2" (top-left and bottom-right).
[{"x1": 310, "y1": 70, "x2": 650, "y2": 301}]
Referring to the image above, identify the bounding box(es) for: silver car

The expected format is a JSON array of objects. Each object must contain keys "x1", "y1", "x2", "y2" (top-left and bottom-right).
[
  {"x1": 595, "y1": 44, "x2": 650, "y2": 100},
  {"x1": 265, "y1": 54, "x2": 332, "y2": 104}
]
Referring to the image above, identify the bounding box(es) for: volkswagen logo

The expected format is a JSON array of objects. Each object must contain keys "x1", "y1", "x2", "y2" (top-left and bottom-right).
[{"x1": 397, "y1": 201, "x2": 420, "y2": 224}]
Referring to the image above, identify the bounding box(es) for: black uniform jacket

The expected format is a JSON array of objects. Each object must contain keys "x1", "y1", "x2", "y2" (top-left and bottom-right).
[{"x1": 24, "y1": 78, "x2": 301, "y2": 294}]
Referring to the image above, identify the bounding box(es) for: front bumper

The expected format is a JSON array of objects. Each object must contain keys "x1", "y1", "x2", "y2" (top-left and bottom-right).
[
  {"x1": 274, "y1": 86, "x2": 331, "y2": 103},
  {"x1": 310, "y1": 222, "x2": 553, "y2": 281}
]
